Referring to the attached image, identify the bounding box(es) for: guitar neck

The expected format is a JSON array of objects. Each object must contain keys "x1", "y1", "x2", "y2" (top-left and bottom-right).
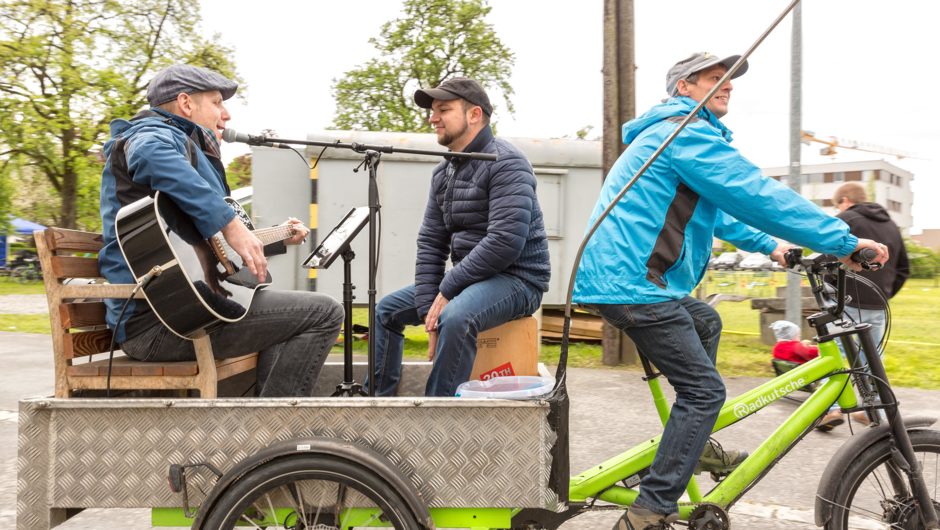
[{"x1": 252, "y1": 225, "x2": 295, "y2": 246}]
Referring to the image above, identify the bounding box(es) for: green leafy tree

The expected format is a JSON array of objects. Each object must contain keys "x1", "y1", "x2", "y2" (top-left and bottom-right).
[
  {"x1": 906, "y1": 239, "x2": 940, "y2": 279},
  {"x1": 226, "y1": 153, "x2": 251, "y2": 191},
  {"x1": 0, "y1": 0, "x2": 239, "y2": 229},
  {"x1": 331, "y1": 0, "x2": 514, "y2": 133}
]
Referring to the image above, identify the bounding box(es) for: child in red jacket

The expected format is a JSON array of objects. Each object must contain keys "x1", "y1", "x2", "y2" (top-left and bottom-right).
[{"x1": 770, "y1": 320, "x2": 818, "y2": 364}]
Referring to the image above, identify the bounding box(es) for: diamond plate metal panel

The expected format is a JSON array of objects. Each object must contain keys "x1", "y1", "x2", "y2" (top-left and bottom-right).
[
  {"x1": 18, "y1": 397, "x2": 558, "y2": 525},
  {"x1": 18, "y1": 400, "x2": 51, "y2": 530}
]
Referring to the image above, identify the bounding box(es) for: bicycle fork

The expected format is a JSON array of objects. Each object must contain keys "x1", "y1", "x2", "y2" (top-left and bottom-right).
[{"x1": 856, "y1": 325, "x2": 940, "y2": 529}]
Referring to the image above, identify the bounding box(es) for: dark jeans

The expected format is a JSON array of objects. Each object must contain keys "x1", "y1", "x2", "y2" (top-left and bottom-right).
[
  {"x1": 589, "y1": 296, "x2": 725, "y2": 515},
  {"x1": 121, "y1": 289, "x2": 344, "y2": 397},
  {"x1": 368, "y1": 273, "x2": 542, "y2": 397}
]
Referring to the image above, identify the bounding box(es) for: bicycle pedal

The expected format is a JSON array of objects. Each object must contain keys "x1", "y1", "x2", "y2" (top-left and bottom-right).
[{"x1": 709, "y1": 471, "x2": 728, "y2": 482}]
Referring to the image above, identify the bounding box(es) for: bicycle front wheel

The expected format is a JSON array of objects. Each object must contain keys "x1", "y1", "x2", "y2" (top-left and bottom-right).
[
  {"x1": 200, "y1": 454, "x2": 422, "y2": 530},
  {"x1": 824, "y1": 429, "x2": 940, "y2": 530}
]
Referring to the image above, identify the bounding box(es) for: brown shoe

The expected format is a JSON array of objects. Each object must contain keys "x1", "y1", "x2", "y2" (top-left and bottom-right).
[
  {"x1": 816, "y1": 410, "x2": 845, "y2": 432},
  {"x1": 850, "y1": 411, "x2": 872, "y2": 426},
  {"x1": 618, "y1": 506, "x2": 680, "y2": 530}
]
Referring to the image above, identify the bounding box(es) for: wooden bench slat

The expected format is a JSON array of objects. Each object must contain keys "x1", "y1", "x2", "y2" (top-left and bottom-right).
[
  {"x1": 130, "y1": 363, "x2": 165, "y2": 376},
  {"x1": 44, "y1": 227, "x2": 104, "y2": 253},
  {"x1": 50, "y1": 255, "x2": 101, "y2": 280},
  {"x1": 59, "y1": 283, "x2": 143, "y2": 300},
  {"x1": 67, "y1": 357, "x2": 200, "y2": 378},
  {"x1": 60, "y1": 302, "x2": 107, "y2": 329},
  {"x1": 63, "y1": 329, "x2": 114, "y2": 359},
  {"x1": 216, "y1": 354, "x2": 259, "y2": 379}
]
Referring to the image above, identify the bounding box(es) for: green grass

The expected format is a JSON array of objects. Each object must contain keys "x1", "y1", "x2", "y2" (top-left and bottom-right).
[
  {"x1": 0, "y1": 279, "x2": 45, "y2": 295},
  {"x1": 4, "y1": 275, "x2": 938, "y2": 388},
  {"x1": 0, "y1": 314, "x2": 50, "y2": 334},
  {"x1": 711, "y1": 277, "x2": 940, "y2": 389}
]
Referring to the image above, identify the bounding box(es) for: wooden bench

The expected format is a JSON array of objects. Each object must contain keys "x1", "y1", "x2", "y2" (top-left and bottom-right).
[{"x1": 34, "y1": 227, "x2": 258, "y2": 398}]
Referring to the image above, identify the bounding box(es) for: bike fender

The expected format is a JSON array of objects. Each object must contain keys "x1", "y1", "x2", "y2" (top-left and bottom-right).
[
  {"x1": 814, "y1": 415, "x2": 937, "y2": 526},
  {"x1": 192, "y1": 436, "x2": 434, "y2": 529}
]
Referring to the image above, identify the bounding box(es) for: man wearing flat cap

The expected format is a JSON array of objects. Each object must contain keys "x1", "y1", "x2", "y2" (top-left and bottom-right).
[
  {"x1": 572, "y1": 53, "x2": 888, "y2": 530},
  {"x1": 367, "y1": 77, "x2": 550, "y2": 397},
  {"x1": 98, "y1": 64, "x2": 343, "y2": 397}
]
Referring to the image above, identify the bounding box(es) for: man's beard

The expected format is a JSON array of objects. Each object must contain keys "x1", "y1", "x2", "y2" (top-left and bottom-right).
[{"x1": 438, "y1": 120, "x2": 468, "y2": 148}]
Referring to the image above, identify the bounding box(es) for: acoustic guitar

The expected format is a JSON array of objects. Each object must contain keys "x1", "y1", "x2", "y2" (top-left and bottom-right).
[{"x1": 115, "y1": 191, "x2": 295, "y2": 339}]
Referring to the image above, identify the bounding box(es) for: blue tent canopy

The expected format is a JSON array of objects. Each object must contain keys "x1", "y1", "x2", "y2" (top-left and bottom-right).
[{"x1": 10, "y1": 217, "x2": 46, "y2": 235}]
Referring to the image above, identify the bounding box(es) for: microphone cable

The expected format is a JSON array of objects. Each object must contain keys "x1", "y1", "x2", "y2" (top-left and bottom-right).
[{"x1": 106, "y1": 265, "x2": 164, "y2": 397}]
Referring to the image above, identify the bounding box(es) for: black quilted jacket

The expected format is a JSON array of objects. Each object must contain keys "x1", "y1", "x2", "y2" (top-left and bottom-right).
[{"x1": 414, "y1": 126, "x2": 550, "y2": 318}]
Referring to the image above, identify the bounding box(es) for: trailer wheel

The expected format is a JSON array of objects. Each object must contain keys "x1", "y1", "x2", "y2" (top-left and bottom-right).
[{"x1": 201, "y1": 454, "x2": 421, "y2": 529}]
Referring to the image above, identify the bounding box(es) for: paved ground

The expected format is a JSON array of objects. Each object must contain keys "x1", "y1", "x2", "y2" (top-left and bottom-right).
[
  {"x1": 2, "y1": 329, "x2": 939, "y2": 529},
  {"x1": 0, "y1": 294, "x2": 46, "y2": 314}
]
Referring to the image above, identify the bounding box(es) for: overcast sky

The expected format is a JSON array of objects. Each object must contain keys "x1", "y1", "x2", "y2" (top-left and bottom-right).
[{"x1": 199, "y1": 0, "x2": 939, "y2": 231}]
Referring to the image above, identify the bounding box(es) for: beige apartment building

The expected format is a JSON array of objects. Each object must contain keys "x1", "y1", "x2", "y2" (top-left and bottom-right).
[{"x1": 762, "y1": 160, "x2": 914, "y2": 236}]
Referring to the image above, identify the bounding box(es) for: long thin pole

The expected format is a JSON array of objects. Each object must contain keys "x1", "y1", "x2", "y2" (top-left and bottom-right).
[{"x1": 785, "y1": 3, "x2": 803, "y2": 325}]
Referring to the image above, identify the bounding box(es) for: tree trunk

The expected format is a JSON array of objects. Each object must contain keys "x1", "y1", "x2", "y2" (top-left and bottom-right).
[{"x1": 60, "y1": 127, "x2": 78, "y2": 229}]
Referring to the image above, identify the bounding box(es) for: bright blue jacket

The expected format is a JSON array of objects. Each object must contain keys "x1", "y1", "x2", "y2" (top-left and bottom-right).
[
  {"x1": 98, "y1": 108, "x2": 235, "y2": 341},
  {"x1": 573, "y1": 97, "x2": 858, "y2": 305}
]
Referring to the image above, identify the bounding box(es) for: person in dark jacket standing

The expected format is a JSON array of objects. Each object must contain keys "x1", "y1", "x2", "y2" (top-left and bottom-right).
[
  {"x1": 368, "y1": 77, "x2": 550, "y2": 397},
  {"x1": 833, "y1": 182, "x2": 909, "y2": 340},
  {"x1": 99, "y1": 64, "x2": 343, "y2": 397},
  {"x1": 816, "y1": 181, "x2": 910, "y2": 430}
]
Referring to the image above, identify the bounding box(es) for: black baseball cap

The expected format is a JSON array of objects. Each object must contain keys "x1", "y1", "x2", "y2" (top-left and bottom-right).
[{"x1": 414, "y1": 77, "x2": 493, "y2": 116}]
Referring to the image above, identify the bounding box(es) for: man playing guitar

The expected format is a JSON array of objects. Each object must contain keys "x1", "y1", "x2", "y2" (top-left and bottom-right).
[{"x1": 99, "y1": 64, "x2": 343, "y2": 397}]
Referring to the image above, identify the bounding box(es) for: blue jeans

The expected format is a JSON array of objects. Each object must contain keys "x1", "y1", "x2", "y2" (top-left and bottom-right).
[
  {"x1": 368, "y1": 274, "x2": 542, "y2": 397},
  {"x1": 122, "y1": 290, "x2": 344, "y2": 397},
  {"x1": 589, "y1": 296, "x2": 725, "y2": 515}
]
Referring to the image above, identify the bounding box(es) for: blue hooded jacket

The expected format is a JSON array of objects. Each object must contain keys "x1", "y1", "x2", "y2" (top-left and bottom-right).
[
  {"x1": 98, "y1": 108, "x2": 236, "y2": 342},
  {"x1": 573, "y1": 97, "x2": 858, "y2": 305}
]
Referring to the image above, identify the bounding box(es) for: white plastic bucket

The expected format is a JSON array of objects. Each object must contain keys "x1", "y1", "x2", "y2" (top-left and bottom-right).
[{"x1": 455, "y1": 375, "x2": 555, "y2": 399}]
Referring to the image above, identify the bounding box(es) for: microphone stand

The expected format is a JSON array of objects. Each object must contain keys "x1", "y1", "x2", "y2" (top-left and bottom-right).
[
  {"x1": 254, "y1": 135, "x2": 496, "y2": 396},
  {"x1": 331, "y1": 248, "x2": 366, "y2": 397}
]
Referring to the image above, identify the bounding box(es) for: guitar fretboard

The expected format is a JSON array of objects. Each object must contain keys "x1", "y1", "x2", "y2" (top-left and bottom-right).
[{"x1": 252, "y1": 225, "x2": 295, "y2": 245}]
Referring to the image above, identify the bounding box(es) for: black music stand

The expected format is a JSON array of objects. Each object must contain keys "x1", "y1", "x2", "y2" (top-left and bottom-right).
[{"x1": 302, "y1": 207, "x2": 370, "y2": 397}]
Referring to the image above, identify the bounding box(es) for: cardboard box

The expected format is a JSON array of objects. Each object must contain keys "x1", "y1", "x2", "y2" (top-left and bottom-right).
[{"x1": 470, "y1": 316, "x2": 539, "y2": 381}]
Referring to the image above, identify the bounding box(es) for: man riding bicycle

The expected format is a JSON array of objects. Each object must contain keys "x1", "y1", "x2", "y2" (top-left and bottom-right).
[{"x1": 572, "y1": 51, "x2": 888, "y2": 530}]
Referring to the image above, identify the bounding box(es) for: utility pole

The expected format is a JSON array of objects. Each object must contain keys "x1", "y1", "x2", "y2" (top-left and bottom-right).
[
  {"x1": 785, "y1": 3, "x2": 803, "y2": 325},
  {"x1": 601, "y1": 0, "x2": 638, "y2": 365}
]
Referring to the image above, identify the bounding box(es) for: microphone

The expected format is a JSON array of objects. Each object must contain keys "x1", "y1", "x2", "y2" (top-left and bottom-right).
[{"x1": 221, "y1": 128, "x2": 290, "y2": 149}]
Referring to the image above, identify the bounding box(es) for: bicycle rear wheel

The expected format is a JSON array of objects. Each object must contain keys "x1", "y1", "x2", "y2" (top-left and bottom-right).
[
  {"x1": 823, "y1": 429, "x2": 940, "y2": 529},
  {"x1": 201, "y1": 454, "x2": 422, "y2": 529}
]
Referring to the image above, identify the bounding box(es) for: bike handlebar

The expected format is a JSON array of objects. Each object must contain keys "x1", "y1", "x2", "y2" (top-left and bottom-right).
[
  {"x1": 851, "y1": 247, "x2": 881, "y2": 271},
  {"x1": 781, "y1": 247, "x2": 882, "y2": 319}
]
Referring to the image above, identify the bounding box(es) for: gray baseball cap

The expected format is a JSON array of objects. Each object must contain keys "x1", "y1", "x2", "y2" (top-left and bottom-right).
[
  {"x1": 146, "y1": 64, "x2": 238, "y2": 107},
  {"x1": 666, "y1": 52, "x2": 748, "y2": 97}
]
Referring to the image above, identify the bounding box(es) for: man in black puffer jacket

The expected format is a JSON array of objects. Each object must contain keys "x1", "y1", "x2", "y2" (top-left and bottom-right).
[{"x1": 368, "y1": 78, "x2": 550, "y2": 396}]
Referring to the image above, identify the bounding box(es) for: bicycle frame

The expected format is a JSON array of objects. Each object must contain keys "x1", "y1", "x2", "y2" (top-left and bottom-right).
[{"x1": 568, "y1": 338, "x2": 855, "y2": 519}]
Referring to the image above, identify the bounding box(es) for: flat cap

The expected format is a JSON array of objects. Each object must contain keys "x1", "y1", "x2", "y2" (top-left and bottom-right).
[
  {"x1": 414, "y1": 77, "x2": 493, "y2": 117},
  {"x1": 666, "y1": 52, "x2": 748, "y2": 97},
  {"x1": 146, "y1": 64, "x2": 238, "y2": 107}
]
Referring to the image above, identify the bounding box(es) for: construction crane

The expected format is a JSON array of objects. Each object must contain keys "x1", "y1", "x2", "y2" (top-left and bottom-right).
[{"x1": 799, "y1": 130, "x2": 920, "y2": 159}]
